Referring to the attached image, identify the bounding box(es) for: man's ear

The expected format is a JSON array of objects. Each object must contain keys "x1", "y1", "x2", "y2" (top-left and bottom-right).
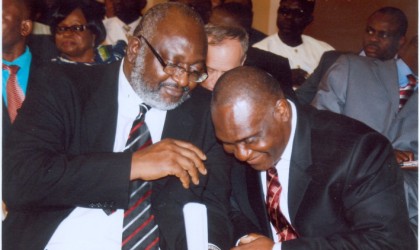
[
  {"x1": 126, "y1": 36, "x2": 142, "y2": 64},
  {"x1": 274, "y1": 99, "x2": 291, "y2": 122},
  {"x1": 20, "y1": 20, "x2": 33, "y2": 37}
]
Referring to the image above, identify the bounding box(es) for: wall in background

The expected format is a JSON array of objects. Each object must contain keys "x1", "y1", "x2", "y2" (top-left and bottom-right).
[
  {"x1": 144, "y1": 0, "x2": 417, "y2": 53},
  {"x1": 252, "y1": 0, "x2": 418, "y2": 53}
]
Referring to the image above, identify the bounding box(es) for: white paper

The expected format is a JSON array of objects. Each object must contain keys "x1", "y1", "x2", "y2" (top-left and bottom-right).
[{"x1": 183, "y1": 202, "x2": 208, "y2": 250}]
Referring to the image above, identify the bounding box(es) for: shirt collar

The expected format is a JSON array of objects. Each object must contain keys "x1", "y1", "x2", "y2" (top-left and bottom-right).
[
  {"x1": 2, "y1": 46, "x2": 32, "y2": 67},
  {"x1": 278, "y1": 100, "x2": 297, "y2": 162}
]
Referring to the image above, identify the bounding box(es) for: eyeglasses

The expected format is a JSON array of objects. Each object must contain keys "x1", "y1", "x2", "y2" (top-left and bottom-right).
[
  {"x1": 365, "y1": 27, "x2": 395, "y2": 40},
  {"x1": 138, "y1": 35, "x2": 208, "y2": 83},
  {"x1": 55, "y1": 25, "x2": 87, "y2": 34},
  {"x1": 278, "y1": 7, "x2": 305, "y2": 18}
]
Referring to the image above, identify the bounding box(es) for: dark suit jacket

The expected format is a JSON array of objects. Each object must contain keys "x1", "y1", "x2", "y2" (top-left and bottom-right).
[
  {"x1": 245, "y1": 47, "x2": 296, "y2": 102},
  {"x1": 296, "y1": 50, "x2": 345, "y2": 105},
  {"x1": 2, "y1": 55, "x2": 43, "y2": 147},
  {"x1": 3, "y1": 61, "x2": 233, "y2": 250},
  {"x1": 230, "y1": 104, "x2": 416, "y2": 249}
]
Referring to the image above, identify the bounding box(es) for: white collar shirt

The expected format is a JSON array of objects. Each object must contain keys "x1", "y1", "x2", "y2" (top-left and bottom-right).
[
  {"x1": 259, "y1": 100, "x2": 297, "y2": 250},
  {"x1": 45, "y1": 62, "x2": 166, "y2": 250}
]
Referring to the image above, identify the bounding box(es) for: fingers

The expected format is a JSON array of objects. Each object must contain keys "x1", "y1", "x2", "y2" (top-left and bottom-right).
[
  {"x1": 131, "y1": 138, "x2": 208, "y2": 188},
  {"x1": 172, "y1": 140, "x2": 207, "y2": 176},
  {"x1": 394, "y1": 150, "x2": 414, "y2": 163}
]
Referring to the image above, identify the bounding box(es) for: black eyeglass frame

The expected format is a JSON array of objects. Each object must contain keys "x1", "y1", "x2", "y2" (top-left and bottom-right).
[
  {"x1": 55, "y1": 25, "x2": 88, "y2": 34},
  {"x1": 138, "y1": 35, "x2": 208, "y2": 83}
]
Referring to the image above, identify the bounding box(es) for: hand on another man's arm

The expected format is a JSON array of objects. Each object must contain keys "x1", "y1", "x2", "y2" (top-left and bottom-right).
[{"x1": 130, "y1": 138, "x2": 207, "y2": 188}]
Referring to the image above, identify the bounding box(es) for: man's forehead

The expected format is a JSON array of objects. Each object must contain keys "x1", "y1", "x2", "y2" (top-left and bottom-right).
[{"x1": 369, "y1": 13, "x2": 400, "y2": 29}]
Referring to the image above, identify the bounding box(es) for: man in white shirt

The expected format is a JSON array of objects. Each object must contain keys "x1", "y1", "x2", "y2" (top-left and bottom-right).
[
  {"x1": 3, "y1": 3, "x2": 232, "y2": 250},
  {"x1": 253, "y1": 0, "x2": 333, "y2": 89},
  {"x1": 103, "y1": 0, "x2": 147, "y2": 44},
  {"x1": 211, "y1": 66, "x2": 415, "y2": 249}
]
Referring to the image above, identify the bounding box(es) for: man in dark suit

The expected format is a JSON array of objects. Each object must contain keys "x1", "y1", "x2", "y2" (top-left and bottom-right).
[
  {"x1": 2, "y1": 0, "x2": 41, "y2": 218},
  {"x1": 211, "y1": 66, "x2": 415, "y2": 249},
  {"x1": 3, "y1": 3, "x2": 232, "y2": 250}
]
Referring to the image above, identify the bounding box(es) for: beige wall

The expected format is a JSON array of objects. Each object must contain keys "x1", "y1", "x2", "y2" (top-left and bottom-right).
[
  {"x1": 252, "y1": 0, "x2": 418, "y2": 52},
  {"x1": 143, "y1": 0, "x2": 417, "y2": 52}
]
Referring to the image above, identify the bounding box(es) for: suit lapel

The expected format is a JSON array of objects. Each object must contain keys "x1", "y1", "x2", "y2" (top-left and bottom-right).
[
  {"x1": 161, "y1": 101, "x2": 195, "y2": 141},
  {"x1": 374, "y1": 59, "x2": 400, "y2": 113},
  {"x1": 83, "y1": 62, "x2": 121, "y2": 151},
  {"x1": 288, "y1": 107, "x2": 313, "y2": 224}
]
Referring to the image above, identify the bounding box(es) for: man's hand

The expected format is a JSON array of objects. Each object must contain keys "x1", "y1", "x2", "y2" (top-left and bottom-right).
[
  {"x1": 394, "y1": 149, "x2": 414, "y2": 164},
  {"x1": 130, "y1": 138, "x2": 207, "y2": 188},
  {"x1": 231, "y1": 233, "x2": 274, "y2": 250},
  {"x1": 291, "y1": 68, "x2": 309, "y2": 89}
]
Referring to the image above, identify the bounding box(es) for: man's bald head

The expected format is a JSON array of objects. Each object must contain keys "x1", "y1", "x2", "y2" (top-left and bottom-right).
[
  {"x1": 212, "y1": 66, "x2": 285, "y2": 109},
  {"x1": 211, "y1": 66, "x2": 292, "y2": 171}
]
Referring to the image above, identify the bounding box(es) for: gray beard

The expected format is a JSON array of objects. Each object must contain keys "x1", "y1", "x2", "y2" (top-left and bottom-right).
[{"x1": 129, "y1": 49, "x2": 190, "y2": 111}]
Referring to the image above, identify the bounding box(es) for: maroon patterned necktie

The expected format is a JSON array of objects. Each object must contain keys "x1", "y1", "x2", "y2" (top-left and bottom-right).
[
  {"x1": 399, "y1": 74, "x2": 417, "y2": 110},
  {"x1": 266, "y1": 167, "x2": 298, "y2": 242},
  {"x1": 122, "y1": 103, "x2": 159, "y2": 250},
  {"x1": 3, "y1": 64, "x2": 24, "y2": 123}
]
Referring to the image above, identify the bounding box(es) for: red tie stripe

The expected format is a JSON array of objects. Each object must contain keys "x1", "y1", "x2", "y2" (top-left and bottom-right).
[
  {"x1": 3, "y1": 64, "x2": 24, "y2": 123},
  {"x1": 266, "y1": 167, "x2": 298, "y2": 242},
  {"x1": 399, "y1": 74, "x2": 417, "y2": 110},
  {"x1": 122, "y1": 103, "x2": 159, "y2": 250}
]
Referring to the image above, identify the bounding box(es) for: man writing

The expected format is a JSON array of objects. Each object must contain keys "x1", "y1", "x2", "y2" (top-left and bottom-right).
[
  {"x1": 3, "y1": 3, "x2": 232, "y2": 250},
  {"x1": 211, "y1": 66, "x2": 415, "y2": 249}
]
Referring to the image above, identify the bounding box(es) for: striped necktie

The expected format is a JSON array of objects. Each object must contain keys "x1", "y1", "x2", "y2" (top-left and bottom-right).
[
  {"x1": 3, "y1": 64, "x2": 24, "y2": 123},
  {"x1": 122, "y1": 103, "x2": 159, "y2": 250},
  {"x1": 399, "y1": 74, "x2": 417, "y2": 110},
  {"x1": 266, "y1": 167, "x2": 298, "y2": 242}
]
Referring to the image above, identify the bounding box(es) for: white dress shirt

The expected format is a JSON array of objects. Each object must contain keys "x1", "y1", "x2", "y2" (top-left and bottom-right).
[
  {"x1": 259, "y1": 100, "x2": 297, "y2": 250},
  {"x1": 103, "y1": 17, "x2": 142, "y2": 45},
  {"x1": 253, "y1": 34, "x2": 334, "y2": 75},
  {"x1": 45, "y1": 62, "x2": 166, "y2": 250}
]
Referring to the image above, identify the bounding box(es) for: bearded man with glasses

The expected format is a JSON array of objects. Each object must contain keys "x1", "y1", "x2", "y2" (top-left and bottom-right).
[{"x1": 3, "y1": 3, "x2": 233, "y2": 250}]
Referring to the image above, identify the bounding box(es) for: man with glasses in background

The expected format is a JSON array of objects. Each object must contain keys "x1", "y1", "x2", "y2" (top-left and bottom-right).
[
  {"x1": 253, "y1": 0, "x2": 334, "y2": 89},
  {"x1": 3, "y1": 3, "x2": 233, "y2": 250}
]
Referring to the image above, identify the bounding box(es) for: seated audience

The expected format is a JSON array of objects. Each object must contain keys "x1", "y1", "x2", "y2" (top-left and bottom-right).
[
  {"x1": 50, "y1": 0, "x2": 126, "y2": 65},
  {"x1": 211, "y1": 66, "x2": 415, "y2": 249},
  {"x1": 3, "y1": 3, "x2": 232, "y2": 250},
  {"x1": 102, "y1": 0, "x2": 147, "y2": 45},
  {"x1": 297, "y1": 6, "x2": 408, "y2": 104},
  {"x1": 253, "y1": 0, "x2": 334, "y2": 89},
  {"x1": 207, "y1": 4, "x2": 295, "y2": 98}
]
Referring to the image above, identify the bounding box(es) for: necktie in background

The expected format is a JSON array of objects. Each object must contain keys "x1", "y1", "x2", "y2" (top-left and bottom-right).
[
  {"x1": 399, "y1": 74, "x2": 417, "y2": 110},
  {"x1": 266, "y1": 167, "x2": 298, "y2": 242},
  {"x1": 3, "y1": 64, "x2": 24, "y2": 123},
  {"x1": 122, "y1": 103, "x2": 159, "y2": 250}
]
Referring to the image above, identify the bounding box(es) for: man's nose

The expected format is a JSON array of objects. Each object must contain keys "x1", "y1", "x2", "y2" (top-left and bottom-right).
[
  {"x1": 233, "y1": 144, "x2": 251, "y2": 162},
  {"x1": 171, "y1": 70, "x2": 190, "y2": 88}
]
